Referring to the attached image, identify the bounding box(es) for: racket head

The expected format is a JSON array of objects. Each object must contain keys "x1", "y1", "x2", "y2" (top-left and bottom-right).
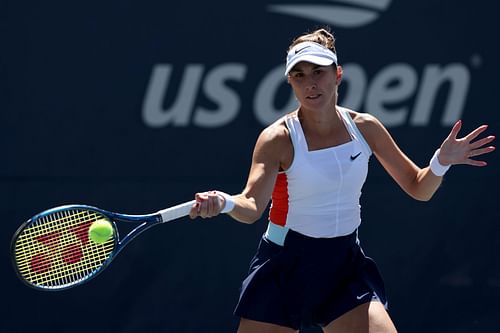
[{"x1": 11, "y1": 205, "x2": 119, "y2": 291}]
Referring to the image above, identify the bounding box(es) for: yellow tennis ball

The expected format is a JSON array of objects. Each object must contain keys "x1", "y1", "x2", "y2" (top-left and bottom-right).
[{"x1": 89, "y1": 219, "x2": 113, "y2": 244}]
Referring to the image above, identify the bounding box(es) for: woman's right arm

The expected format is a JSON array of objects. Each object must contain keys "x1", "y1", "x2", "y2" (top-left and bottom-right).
[{"x1": 189, "y1": 121, "x2": 291, "y2": 223}]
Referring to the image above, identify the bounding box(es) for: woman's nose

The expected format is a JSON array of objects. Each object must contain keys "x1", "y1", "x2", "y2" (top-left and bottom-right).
[{"x1": 304, "y1": 75, "x2": 317, "y2": 89}]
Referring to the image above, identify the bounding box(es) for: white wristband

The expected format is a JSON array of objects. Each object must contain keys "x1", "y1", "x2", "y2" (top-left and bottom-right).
[
  {"x1": 429, "y1": 149, "x2": 451, "y2": 176},
  {"x1": 217, "y1": 191, "x2": 235, "y2": 213}
]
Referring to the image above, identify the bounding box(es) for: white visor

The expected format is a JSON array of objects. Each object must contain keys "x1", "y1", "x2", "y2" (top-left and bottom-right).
[{"x1": 285, "y1": 42, "x2": 338, "y2": 76}]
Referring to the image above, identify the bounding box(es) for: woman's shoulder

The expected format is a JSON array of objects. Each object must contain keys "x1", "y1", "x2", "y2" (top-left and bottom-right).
[
  {"x1": 338, "y1": 106, "x2": 382, "y2": 131},
  {"x1": 254, "y1": 113, "x2": 294, "y2": 169},
  {"x1": 261, "y1": 112, "x2": 295, "y2": 139},
  {"x1": 338, "y1": 106, "x2": 391, "y2": 154},
  {"x1": 256, "y1": 113, "x2": 293, "y2": 148}
]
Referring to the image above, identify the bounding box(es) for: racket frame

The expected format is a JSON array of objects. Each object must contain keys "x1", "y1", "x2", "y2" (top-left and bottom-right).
[{"x1": 11, "y1": 201, "x2": 195, "y2": 291}]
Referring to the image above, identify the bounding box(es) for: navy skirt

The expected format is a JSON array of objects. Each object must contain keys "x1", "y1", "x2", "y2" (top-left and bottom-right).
[{"x1": 234, "y1": 229, "x2": 387, "y2": 329}]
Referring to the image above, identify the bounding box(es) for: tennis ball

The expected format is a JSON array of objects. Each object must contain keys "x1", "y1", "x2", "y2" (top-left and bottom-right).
[{"x1": 89, "y1": 219, "x2": 113, "y2": 244}]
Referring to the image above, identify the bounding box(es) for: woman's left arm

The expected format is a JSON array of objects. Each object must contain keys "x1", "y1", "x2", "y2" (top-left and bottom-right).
[{"x1": 359, "y1": 115, "x2": 495, "y2": 201}]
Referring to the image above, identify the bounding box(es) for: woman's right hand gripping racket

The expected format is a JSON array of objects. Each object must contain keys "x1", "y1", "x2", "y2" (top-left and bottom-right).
[{"x1": 11, "y1": 200, "x2": 195, "y2": 291}]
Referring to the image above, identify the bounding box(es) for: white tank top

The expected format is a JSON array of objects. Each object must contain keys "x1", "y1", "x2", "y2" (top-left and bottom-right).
[{"x1": 268, "y1": 108, "x2": 372, "y2": 239}]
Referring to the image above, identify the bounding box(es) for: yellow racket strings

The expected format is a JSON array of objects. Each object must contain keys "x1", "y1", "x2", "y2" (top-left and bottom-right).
[{"x1": 14, "y1": 209, "x2": 115, "y2": 288}]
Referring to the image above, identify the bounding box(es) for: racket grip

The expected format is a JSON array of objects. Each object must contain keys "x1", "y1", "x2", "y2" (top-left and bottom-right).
[{"x1": 158, "y1": 200, "x2": 197, "y2": 222}]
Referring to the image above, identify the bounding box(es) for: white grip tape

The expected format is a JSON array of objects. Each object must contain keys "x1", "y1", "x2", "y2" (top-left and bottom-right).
[{"x1": 158, "y1": 200, "x2": 196, "y2": 222}]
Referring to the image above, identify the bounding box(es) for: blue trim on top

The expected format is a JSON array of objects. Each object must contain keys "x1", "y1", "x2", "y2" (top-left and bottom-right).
[{"x1": 264, "y1": 222, "x2": 289, "y2": 246}]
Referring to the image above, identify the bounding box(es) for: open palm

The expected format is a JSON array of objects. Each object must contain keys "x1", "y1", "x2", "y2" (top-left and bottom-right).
[{"x1": 438, "y1": 120, "x2": 496, "y2": 166}]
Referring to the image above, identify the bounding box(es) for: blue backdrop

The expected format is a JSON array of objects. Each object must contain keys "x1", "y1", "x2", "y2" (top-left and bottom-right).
[{"x1": 3, "y1": 0, "x2": 499, "y2": 332}]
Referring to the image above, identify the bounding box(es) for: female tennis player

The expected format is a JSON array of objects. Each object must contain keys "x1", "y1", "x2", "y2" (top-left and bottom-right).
[{"x1": 189, "y1": 27, "x2": 496, "y2": 333}]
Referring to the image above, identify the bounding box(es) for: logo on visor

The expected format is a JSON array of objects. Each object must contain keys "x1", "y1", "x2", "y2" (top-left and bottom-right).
[
  {"x1": 295, "y1": 45, "x2": 311, "y2": 54},
  {"x1": 267, "y1": 0, "x2": 392, "y2": 28}
]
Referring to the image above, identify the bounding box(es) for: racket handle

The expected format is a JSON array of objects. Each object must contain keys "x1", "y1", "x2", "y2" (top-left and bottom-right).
[{"x1": 157, "y1": 200, "x2": 196, "y2": 222}]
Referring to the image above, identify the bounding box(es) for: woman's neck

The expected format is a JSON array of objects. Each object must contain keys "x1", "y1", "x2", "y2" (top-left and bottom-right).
[{"x1": 298, "y1": 105, "x2": 341, "y2": 133}]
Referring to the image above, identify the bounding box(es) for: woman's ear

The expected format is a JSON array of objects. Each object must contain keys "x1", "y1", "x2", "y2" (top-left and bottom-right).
[{"x1": 336, "y1": 65, "x2": 343, "y2": 85}]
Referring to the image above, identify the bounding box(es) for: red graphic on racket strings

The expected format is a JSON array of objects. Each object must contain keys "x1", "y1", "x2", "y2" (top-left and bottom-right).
[
  {"x1": 36, "y1": 231, "x2": 61, "y2": 250},
  {"x1": 70, "y1": 221, "x2": 92, "y2": 246},
  {"x1": 29, "y1": 221, "x2": 93, "y2": 274},
  {"x1": 62, "y1": 243, "x2": 83, "y2": 264},
  {"x1": 30, "y1": 253, "x2": 52, "y2": 274}
]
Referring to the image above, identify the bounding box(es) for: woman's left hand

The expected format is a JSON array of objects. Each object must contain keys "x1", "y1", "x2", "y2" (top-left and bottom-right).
[{"x1": 438, "y1": 120, "x2": 495, "y2": 166}]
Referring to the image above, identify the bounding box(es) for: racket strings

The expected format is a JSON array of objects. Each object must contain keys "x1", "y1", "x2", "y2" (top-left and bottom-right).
[{"x1": 14, "y1": 209, "x2": 115, "y2": 289}]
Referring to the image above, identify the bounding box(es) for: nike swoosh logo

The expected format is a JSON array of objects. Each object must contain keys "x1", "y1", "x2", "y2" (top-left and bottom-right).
[
  {"x1": 350, "y1": 152, "x2": 362, "y2": 161},
  {"x1": 356, "y1": 292, "x2": 370, "y2": 300},
  {"x1": 295, "y1": 45, "x2": 310, "y2": 54}
]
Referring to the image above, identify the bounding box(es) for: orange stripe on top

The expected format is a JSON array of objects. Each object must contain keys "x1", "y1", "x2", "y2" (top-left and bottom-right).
[{"x1": 269, "y1": 173, "x2": 289, "y2": 226}]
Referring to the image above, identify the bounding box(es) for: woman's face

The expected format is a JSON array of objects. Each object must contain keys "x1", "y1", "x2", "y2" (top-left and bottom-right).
[{"x1": 287, "y1": 62, "x2": 341, "y2": 111}]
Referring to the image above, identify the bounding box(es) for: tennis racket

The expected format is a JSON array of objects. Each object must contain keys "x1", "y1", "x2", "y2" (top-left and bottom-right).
[{"x1": 11, "y1": 200, "x2": 196, "y2": 291}]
